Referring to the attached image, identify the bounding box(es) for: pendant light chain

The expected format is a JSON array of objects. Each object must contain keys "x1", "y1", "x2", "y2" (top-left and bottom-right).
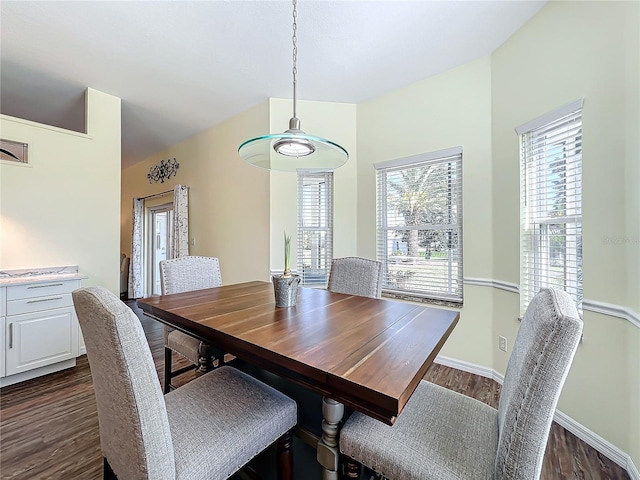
[
  {"x1": 237, "y1": 0, "x2": 349, "y2": 170},
  {"x1": 292, "y1": 0, "x2": 298, "y2": 119}
]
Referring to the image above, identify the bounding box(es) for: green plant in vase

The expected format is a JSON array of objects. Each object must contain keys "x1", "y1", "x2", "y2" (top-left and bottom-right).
[
  {"x1": 283, "y1": 232, "x2": 292, "y2": 277},
  {"x1": 273, "y1": 231, "x2": 300, "y2": 307}
]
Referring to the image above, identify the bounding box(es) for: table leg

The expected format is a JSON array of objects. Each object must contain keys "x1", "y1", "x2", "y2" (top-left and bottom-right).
[{"x1": 317, "y1": 397, "x2": 344, "y2": 480}]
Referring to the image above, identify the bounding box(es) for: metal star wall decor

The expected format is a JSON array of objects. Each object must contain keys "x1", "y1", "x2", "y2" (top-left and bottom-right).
[{"x1": 147, "y1": 157, "x2": 179, "y2": 183}]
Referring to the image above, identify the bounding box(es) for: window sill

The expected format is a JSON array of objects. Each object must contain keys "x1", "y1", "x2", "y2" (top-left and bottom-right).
[{"x1": 382, "y1": 291, "x2": 463, "y2": 309}]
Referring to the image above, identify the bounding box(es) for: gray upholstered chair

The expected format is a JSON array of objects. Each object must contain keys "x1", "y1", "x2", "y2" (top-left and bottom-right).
[
  {"x1": 327, "y1": 257, "x2": 383, "y2": 299},
  {"x1": 73, "y1": 286, "x2": 297, "y2": 480},
  {"x1": 340, "y1": 287, "x2": 583, "y2": 480},
  {"x1": 160, "y1": 256, "x2": 223, "y2": 394}
]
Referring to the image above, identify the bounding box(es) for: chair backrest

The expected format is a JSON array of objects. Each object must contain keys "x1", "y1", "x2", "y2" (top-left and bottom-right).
[
  {"x1": 160, "y1": 256, "x2": 222, "y2": 295},
  {"x1": 327, "y1": 257, "x2": 383, "y2": 299},
  {"x1": 73, "y1": 287, "x2": 175, "y2": 479},
  {"x1": 495, "y1": 288, "x2": 583, "y2": 479}
]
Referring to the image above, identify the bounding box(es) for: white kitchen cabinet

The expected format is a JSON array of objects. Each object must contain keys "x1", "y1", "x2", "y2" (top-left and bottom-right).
[
  {"x1": 0, "y1": 317, "x2": 5, "y2": 378},
  {"x1": 1, "y1": 287, "x2": 5, "y2": 378},
  {"x1": 0, "y1": 267, "x2": 86, "y2": 387},
  {"x1": 5, "y1": 307, "x2": 78, "y2": 375}
]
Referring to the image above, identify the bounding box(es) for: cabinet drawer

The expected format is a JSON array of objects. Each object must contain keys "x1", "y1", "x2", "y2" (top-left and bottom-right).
[
  {"x1": 7, "y1": 293, "x2": 74, "y2": 316},
  {"x1": 7, "y1": 280, "x2": 79, "y2": 301}
]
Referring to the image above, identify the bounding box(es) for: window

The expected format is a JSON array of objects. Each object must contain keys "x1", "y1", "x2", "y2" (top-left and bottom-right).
[
  {"x1": 375, "y1": 147, "x2": 463, "y2": 304},
  {"x1": 297, "y1": 171, "x2": 333, "y2": 286},
  {"x1": 517, "y1": 100, "x2": 583, "y2": 314}
]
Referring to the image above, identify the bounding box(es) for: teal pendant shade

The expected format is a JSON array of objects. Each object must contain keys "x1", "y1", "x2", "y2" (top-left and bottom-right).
[{"x1": 238, "y1": 132, "x2": 349, "y2": 172}]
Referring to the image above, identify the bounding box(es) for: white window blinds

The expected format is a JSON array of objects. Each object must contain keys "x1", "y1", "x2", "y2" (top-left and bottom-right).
[
  {"x1": 518, "y1": 100, "x2": 583, "y2": 314},
  {"x1": 375, "y1": 147, "x2": 463, "y2": 303},
  {"x1": 297, "y1": 171, "x2": 333, "y2": 286}
]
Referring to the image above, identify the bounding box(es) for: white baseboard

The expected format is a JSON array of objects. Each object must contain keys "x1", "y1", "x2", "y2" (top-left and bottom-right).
[
  {"x1": 628, "y1": 457, "x2": 640, "y2": 480},
  {"x1": 435, "y1": 355, "x2": 506, "y2": 385},
  {"x1": 553, "y1": 410, "x2": 636, "y2": 473},
  {"x1": 0, "y1": 358, "x2": 76, "y2": 388},
  {"x1": 434, "y1": 355, "x2": 494, "y2": 378},
  {"x1": 434, "y1": 355, "x2": 638, "y2": 478}
]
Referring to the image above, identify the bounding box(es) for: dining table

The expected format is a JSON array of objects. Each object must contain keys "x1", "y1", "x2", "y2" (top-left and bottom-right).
[{"x1": 137, "y1": 280, "x2": 459, "y2": 480}]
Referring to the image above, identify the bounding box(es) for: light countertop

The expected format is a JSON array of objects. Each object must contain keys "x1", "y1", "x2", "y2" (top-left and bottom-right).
[{"x1": 0, "y1": 266, "x2": 87, "y2": 287}]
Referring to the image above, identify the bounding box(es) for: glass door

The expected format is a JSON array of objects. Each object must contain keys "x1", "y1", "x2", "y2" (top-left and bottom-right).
[{"x1": 148, "y1": 204, "x2": 174, "y2": 296}]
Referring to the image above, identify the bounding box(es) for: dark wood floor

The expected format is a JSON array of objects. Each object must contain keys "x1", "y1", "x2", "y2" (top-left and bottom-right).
[{"x1": 0, "y1": 300, "x2": 629, "y2": 479}]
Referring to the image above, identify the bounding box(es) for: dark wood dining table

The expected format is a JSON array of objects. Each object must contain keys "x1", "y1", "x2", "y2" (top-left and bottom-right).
[{"x1": 138, "y1": 281, "x2": 459, "y2": 480}]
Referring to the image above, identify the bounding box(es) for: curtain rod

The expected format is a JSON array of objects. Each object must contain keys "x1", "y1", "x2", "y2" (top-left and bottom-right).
[{"x1": 137, "y1": 189, "x2": 173, "y2": 201}]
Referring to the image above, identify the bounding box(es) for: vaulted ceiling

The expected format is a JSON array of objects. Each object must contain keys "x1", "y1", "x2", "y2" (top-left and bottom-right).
[{"x1": 1, "y1": 1, "x2": 545, "y2": 168}]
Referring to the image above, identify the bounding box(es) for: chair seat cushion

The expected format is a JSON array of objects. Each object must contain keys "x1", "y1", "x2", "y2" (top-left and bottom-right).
[
  {"x1": 166, "y1": 330, "x2": 202, "y2": 365},
  {"x1": 165, "y1": 365, "x2": 297, "y2": 480},
  {"x1": 340, "y1": 380, "x2": 498, "y2": 480},
  {"x1": 229, "y1": 358, "x2": 348, "y2": 438}
]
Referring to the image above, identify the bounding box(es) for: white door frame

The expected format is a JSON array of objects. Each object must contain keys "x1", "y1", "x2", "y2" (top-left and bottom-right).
[{"x1": 146, "y1": 202, "x2": 174, "y2": 296}]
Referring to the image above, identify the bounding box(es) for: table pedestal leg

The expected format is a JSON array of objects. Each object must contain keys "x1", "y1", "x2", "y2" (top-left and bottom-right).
[{"x1": 317, "y1": 397, "x2": 344, "y2": 480}]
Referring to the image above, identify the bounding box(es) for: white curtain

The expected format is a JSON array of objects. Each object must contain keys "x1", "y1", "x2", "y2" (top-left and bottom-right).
[
  {"x1": 172, "y1": 184, "x2": 189, "y2": 258},
  {"x1": 129, "y1": 197, "x2": 144, "y2": 299}
]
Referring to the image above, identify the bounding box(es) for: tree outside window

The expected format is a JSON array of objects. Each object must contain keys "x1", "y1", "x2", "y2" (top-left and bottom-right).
[{"x1": 376, "y1": 148, "x2": 463, "y2": 304}]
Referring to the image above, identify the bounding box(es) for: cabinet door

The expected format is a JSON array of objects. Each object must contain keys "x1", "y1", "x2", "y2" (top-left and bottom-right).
[
  {"x1": 0, "y1": 317, "x2": 5, "y2": 378},
  {"x1": 5, "y1": 307, "x2": 78, "y2": 376}
]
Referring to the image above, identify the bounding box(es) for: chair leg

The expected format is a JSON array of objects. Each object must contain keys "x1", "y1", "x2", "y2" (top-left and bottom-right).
[
  {"x1": 163, "y1": 347, "x2": 173, "y2": 394},
  {"x1": 196, "y1": 354, "x2": 212, "y2": 376},
  {"x1": 342, "y1": 455, "x2": 362, "y2": 479},
  {"x1": 103, "y1": 457, "x2": 117, "y2": 479},
  {"x1": 276, "y1": 430, "x2": 293, "y2": 480}
]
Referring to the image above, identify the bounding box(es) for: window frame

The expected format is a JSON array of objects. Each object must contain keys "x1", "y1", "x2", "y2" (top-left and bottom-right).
[
  {"x1": 297, "y1": 170, "x2": 333, "y2": 287},
  {"x1": 517, "y1": 99, "x2": 583, "y2": 314},
  {"x1": 375, "y1": 147, "x2": 463, "y2": 305}
]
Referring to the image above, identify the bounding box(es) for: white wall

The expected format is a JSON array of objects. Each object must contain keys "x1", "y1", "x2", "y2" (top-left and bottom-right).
[
  {"x1": 116, "y1": 0, "x2": 639, "y2": 467},
  {"x1": 268, "y1": 98, "x2": 357, "y2": 272},
  {"x1": 355, "y1": 0, "x2": 639, "y2": 467},
  {"x1": 491, "y1": 0, "x2": 639, "y2": 464},
  {"x1": 121, "y1": 98, "x2": 356, "y2": 287},
  {"x1": 1, "y1": 88, "x2": 121, "y2": 292},
  {"x1": 121, "y1": 101, "x2": 271, "y2": 286},
  {"x1": 624, "y1": 6, "x2": 640, "y2": 458},
  {"x1": 356, "y1": 57, "x2": 494, "y2": 367}
]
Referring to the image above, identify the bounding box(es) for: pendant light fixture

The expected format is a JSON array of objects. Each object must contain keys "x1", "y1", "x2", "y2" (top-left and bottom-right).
[{"x1": 238, "y1": 0, "x2": 349, "y2": 172}]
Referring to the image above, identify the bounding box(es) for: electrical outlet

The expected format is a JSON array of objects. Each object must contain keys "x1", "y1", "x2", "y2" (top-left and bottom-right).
[{"x1": 499, "y1": 336, "x2": 507, "y2": 352}]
